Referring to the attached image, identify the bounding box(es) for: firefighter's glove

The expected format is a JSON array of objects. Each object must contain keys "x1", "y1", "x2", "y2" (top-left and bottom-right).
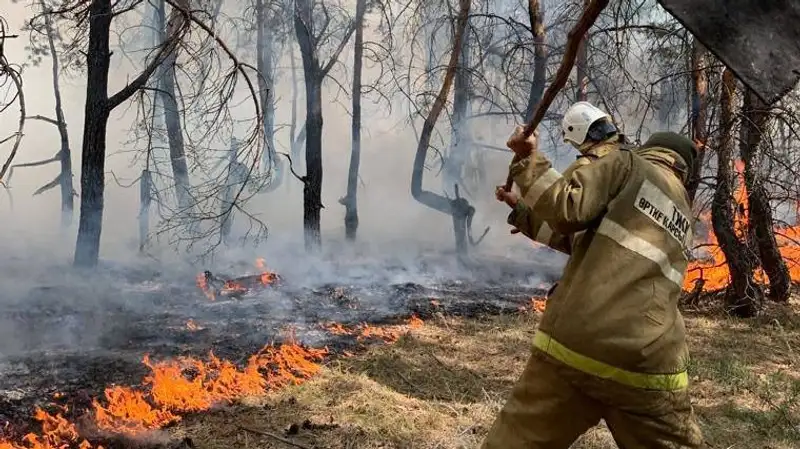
[{"x1": 506, "y1": 125, "x2": 539, "y2": 159}]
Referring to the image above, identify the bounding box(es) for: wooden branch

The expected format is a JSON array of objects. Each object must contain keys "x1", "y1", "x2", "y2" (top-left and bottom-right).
[
  {"x1": 238, "y1": 426, "x2": 314, "y2": 449},
  {"x1": 503, "y1": 0, "x2": 609, "y2": 191},
  {"x1": 26, "y1": 114, "x2": 60, "y2": 126},
  {"x1": 320, "y1": 20, "x2": 357, "y2": 76},
  {"x1": 0, "y1": 64, "x2": 26, "y2": 182},
  {"x1": 33, "y1": 174, "x2": 62, "y2": 196},
  {"x1": 108, "y1": 0, "x2": 190, "y2": 109}
]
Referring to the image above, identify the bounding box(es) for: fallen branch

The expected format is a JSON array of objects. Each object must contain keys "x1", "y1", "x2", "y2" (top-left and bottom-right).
[
  {"x1": 238, "y1": 426, "x2": 315, "y2": 449},
  {"x1": 503, "y1": 0, "x2": 610, "y2": 191}
]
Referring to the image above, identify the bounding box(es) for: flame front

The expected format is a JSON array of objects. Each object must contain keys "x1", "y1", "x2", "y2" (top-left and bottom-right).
[
  {"x1": 684, "y1": 160, "x2": 800, "y2": 292},
  {"x1": 92, "y1": 338, "x2": 327, "y2": 435}
]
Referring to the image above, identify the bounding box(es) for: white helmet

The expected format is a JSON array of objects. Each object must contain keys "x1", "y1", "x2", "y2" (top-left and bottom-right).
[{"x1": 560, "y1": 101, "x2": 612, "y2": 147}]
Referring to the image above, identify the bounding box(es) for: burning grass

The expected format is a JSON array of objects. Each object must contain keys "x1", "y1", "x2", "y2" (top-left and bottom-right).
[
  {"x1": 0, "y1": 314, "x2": 426, "y2": 449},
  {"x1": 160, "y1": 300, "x2": 800, "y2": 449}
]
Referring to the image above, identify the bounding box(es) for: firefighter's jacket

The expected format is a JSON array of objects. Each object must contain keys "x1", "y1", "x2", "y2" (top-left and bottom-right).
[
  {"x1": 507, "y1": 136, "x2": 625, "y2": 254},
  {"x1": 509, "y1": 144, "x2": 694, "y2": 391}
]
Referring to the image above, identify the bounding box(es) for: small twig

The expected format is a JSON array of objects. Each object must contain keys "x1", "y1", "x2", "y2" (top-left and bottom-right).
[{"x1": 238, "y1": 426, "x2": 315, "y2": 449}]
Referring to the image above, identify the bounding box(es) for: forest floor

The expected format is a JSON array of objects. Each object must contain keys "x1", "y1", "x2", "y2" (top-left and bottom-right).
[{"x1": 164, "y1": 298, "x2": 800, "y2": 449}]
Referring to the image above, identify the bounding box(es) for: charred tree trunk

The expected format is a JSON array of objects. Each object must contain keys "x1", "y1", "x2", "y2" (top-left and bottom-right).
[
  {"x1": 74, "y1": 0, "x2": 113, "y2": 267},
  {"x1": 687, "y1": 40, "x2": 708, "y2": 201},
  {"x1": 256, "y1": 0, "x2": 284, "y2": 191},
  {"x1": 524, "y1": 0, "x2": 547, "y2": 121},
  {"x1": 740, "y1": 89, "x2": 791, "y2": 301},
  {"x1": 340, "y1": 0, "x2": 367, "y2": 241},
  {"x1": 139, "y1": 169, "x2": 152, "y2": 252},
  {"x1": 75, "y1": 0, "x2": 185, "y2": 267},
  {"x1": 42, "y1": 1, "x2": 74, "y2": 229},
  {"x1": 156, "y1": 0, "x2": 193, "y2": 218},
  {"x1": 712, "y1": 68, "x2": 762, "y2": 317},
  {"x1": 293, "y1": 0, "x2": 356, "y2": 251}
]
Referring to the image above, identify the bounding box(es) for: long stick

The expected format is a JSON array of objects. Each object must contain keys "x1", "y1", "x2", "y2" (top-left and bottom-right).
[{"x1": 503, "y1": 0, "x2": 609, "y2": 191}]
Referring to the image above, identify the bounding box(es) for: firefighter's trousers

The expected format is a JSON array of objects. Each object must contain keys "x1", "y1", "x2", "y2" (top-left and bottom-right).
[{"x1": 480, "y1": 350, "x2": 704, "y2": 449}]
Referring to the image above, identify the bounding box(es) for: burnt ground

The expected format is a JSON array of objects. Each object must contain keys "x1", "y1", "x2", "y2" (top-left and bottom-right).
[{"x1": 0, "y1": 254, "x2": 556, "y2": 438}]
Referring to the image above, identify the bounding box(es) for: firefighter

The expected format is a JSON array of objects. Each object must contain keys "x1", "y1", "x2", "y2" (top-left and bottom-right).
[
  {"x1": 496, "y1": 101, "x2": 630, "y2": 253},
  {"x1": 483, "y1": 127, "x2": 704, "y2": 449}
]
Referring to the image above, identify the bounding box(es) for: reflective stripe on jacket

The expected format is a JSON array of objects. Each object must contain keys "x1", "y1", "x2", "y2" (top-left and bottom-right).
[{"x1": 510, "y1": 145, "x2": 693, "y2": 391}]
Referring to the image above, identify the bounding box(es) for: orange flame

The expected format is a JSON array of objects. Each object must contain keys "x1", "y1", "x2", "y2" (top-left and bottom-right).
[
  {"x1": 185, "y1": 320, "x2": 201, "y2": 331},
  {"x1": 0, "y1": 408, "x2": 101, "y2": 449},
  {"x1": 684, "y1": 160, "x2": 800, "y2": 292},
  {"x1": 91, "y1": 338, "x2": 327, "y2": 435},
  {"x1": 195, "y1": 273, "x2": 216, "y2": 301}
]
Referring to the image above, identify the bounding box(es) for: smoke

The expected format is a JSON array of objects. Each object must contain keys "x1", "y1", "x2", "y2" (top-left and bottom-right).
[{"x1": 0, "y1": 1, "x2": 567, "y2": 372}]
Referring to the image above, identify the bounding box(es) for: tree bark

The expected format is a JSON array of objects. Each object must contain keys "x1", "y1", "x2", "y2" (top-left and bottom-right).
[
  {"x1": 739, "y1": 88, "x2": 791, "y2": 301},
  {"x1": 524, "y1": 0, "x2": 547, "y2": 121},
  {"x1": 74, "y1": 0, "x2": 113, "y2": 267},
  {"x1": 42, "y1": 0, "x2": 74, "y2": 229},
  {"x1": 686, "y1": 39, "x2": 708, "y2": 201},
  {"x1": 156, "y1": 0, "x2": 192, "y2": 216},
  {"x1": 410, "y1": 0, "x2": 472, "y2": 255},
  {"x1": 442, "y1": 19, "x2": 472, "y2": 196},
  {"x1": 340, "y1": 0, "x2": 367, "y2": 241},
  {"x1": 139, "y1": 169, "x2": 152, "y2": 252},
  {"x1": 712, "y1": 68, "x2": 762, "y2": 317},
  {"x1": 75, "y1": 0, "x2": 186, "y2": 267},
  {"x1": 575, "y1": 0, "x2": 589, "y2": 102},
  {"x1": 256, "y1": 0, "x2": 283, "y2": 191},
  {"x1": 293, "y1": 0, "x2": 355, "y2": 251}
]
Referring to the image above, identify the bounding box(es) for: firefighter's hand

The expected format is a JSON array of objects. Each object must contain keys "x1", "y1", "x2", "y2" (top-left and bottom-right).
[
  {"x1": 506, "y1": 125, "x2": 539, "y2": 158},
  {"x1": 495, "y1": 185, "x2": 519, "y2": 208}
]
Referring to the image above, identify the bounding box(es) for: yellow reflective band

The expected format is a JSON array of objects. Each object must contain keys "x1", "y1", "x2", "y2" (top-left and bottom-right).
[{"x1": 533, "y1": 331, "x2": 688, "y2": 391}]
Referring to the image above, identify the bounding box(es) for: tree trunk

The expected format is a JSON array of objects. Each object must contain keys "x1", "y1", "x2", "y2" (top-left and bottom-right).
[
  {"x1": 443, "y1": 20, "x2": 472, "y2": 196},
  {"x1": 256, "y1": 0, "x2": 283, "y2": 191},
  {"x1": 712, "y1": 68, "x2": 762, "y2": 317},
  {"x1": 740, "y1": 88, "x2": 791, "y2": 301},
  {"x1": 410, "y1": 0, "x2": 473, "y2": 255},
  {"x1": 139, "y1": 169, "x2": 152, "y2": 252},
  {"x1": 74, "y1": 0, "x2": 113, "y2": 267},
  {"x1": 221, "y1": 138, "x2": 246, "y2": 245},
  {"x1": 575, "y1": 0, "x2": 590, "y2": 102},
  {"x1": 341, "y1": 0, "x2": 367, "y2": 241},
  {"x1": 42, "y1": 1, "x2": 74, "y2": 229},
  {"x1": 294, "y1": 0, "x2": 323, "y2": 251},
  {"x1": 524, "y1": 0, "x2": 547, "y2": 121},
  {"x1": 156, "y1": 0, "x2": 192, "y2": 216},
  {"x1": 686, "y1": 40, "x2": 708, "y2": 201}
]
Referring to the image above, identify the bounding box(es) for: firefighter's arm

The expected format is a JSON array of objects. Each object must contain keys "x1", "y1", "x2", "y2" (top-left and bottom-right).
[
  {"x1": 507, "y1": 201, "x2": 572, "y2": 254},
  {"x1": 511, "y1": 150, "x2": 630, "y2": 235}
]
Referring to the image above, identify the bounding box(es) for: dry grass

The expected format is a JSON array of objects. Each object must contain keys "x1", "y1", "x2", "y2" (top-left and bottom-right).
[{"x1": 167, "y1": 301, "x2": 800, "y2": 449}]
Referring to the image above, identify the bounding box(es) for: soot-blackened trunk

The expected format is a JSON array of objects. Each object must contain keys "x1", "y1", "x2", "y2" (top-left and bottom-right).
[
  {"x1": 524, "y1": 0, "x2": 547, "y2": 121},
  {"x1": 156, "y1": 0, "x2": 192, "y2": 216},
  {"x1": 294, "y1": 0, "x2": 323, "y2": 251},
  {"x1": 74, "y1": 0, "x2": 113, "y2": 267},
  {"x1": 687, "y1": 40, "x2": 708, "y2": 201},
  {"x1": 713, "y1": 68, "x2": 762, "y2": 317},
  {"x1": 740, "y1": 89, "x2": 791, "y2": 302},
  {"x1": 42, "y1": 2, "x2": 74, "y2": 228},
  {"x1": 341, "y1": 0, "x2": 367, "y2": 241}
]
